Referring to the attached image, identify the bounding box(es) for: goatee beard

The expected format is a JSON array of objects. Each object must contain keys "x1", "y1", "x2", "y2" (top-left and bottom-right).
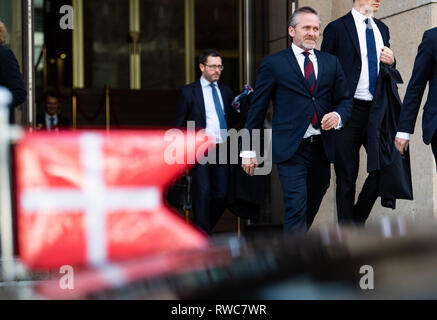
[
  {"x1": 302, "y1": 43, "x2": 315, "y2": 51},
  {"x1": 360, "y1": 5, "x2": 374, "y2": 17}
]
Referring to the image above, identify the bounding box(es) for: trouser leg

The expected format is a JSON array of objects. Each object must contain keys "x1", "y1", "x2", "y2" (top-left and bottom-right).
[
  {"x1": 277, "y1": 151, "x2": 308, "y2": 234},
  {"x1": 277, "y1": 141, "x2": 327, "y2": 234},
  {"x1": 334, "y1": 102, "x2": 369, "y2": 224},
  {"x1": 191, "y1": 164, "x2": 212, "y2": 234},
  {"x1": 209, "y1": 163, "x2": 229, "y2": 230},
  {"x1": 306, "y1": 142, "x2": 331, "y2": 229},
  {"x1": 354, "y1": 171, "x2": 380, "y2": 225}
]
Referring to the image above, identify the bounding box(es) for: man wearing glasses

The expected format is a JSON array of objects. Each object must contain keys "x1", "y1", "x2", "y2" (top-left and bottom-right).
[{"x1": 175, "y1": 49, "x2": 238, "y2": 234}]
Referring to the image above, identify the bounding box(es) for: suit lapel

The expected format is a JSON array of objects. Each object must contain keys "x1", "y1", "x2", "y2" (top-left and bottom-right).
[
  {"x1": 285, "y1": 47, "x2": 312, "y2": 94},
  {"x1": 193, "y1": 80, "x2": 206, "y2": 122},
  {"x1": 314, "y1": 50, "x2": 323, "y2": 94},
  {"x1": 218, "y1": 83, "x2": 229, "y2": 117},
  {"x1": 342, "y1": 12, "x2": 361, "y2": 57}
]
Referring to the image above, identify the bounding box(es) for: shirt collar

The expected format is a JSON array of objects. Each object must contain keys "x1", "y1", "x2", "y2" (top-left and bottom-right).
[
  {"x1": 351, "y1": 8, "x2": 373, "y2": 24},
  {"x1": 45, "y1": 112, "x2": 57, "y2": 119},
  {"x1": 291, "y1": 43, "x2": 314, "y2": 57},
  {"x1": 200, "y1": 76, "x2": 217, "y2": 88}
]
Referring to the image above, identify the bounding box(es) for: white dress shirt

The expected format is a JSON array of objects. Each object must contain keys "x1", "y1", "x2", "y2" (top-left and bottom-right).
[
  {"x1": 349, "y1": 10, "x2": 408, "y2": 140},
  {"x1": 291, "y1": 43, "x2": 342, "y2": 138},
  {"x1": 45, "y1": 113, "x2": 58, "y2": 131},
  {"x1": 200, "y1": 76, "x2": 226, "y2": 144},
  {"x1": 351, "y1": 8, "x2": 384, "y2": 101},
  {"x1": 396, "y1": 131, "x2": 411, "y2": 140}
]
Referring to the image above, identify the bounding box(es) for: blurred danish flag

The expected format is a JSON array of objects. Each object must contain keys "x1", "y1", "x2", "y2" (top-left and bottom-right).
[{"x1": 15, "y1": 130, "x2": 214, "y2": 270}]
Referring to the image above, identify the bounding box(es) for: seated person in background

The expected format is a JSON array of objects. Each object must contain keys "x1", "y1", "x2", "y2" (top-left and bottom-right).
[{"x1": 36, "y1": 90, "x2": 70, "y2": 131}]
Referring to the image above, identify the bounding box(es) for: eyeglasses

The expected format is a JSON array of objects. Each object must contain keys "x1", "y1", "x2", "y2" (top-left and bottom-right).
[{"x1": 203, "y1": 64, "x2": 224, "y2": 71}]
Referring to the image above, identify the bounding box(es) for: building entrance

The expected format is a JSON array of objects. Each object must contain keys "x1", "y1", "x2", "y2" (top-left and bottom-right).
[{"x1": 39, "y1": 0, "x2": 241, "y2": 128}]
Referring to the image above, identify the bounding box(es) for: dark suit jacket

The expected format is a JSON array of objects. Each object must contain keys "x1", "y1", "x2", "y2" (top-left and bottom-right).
[
  {"x1": 367, "y1": 64, "x2": 413, "y2": 204},
  {"x1": 36, "y1": 113, "x2": 71, "y2": 130},
  {"x1": 398, "y1": 27, "x2": 437, "y2": 145},
  {"x1": 0, "y1": 45, "x2": 26, "y2": 123},
  {"x1": 321, "y1": 12, "x2": 391, "y2": 98},
  {"x1": 175, "y1": 79, "x2": 237, "y2": 129},
  {"x1": 245, "y1": 47, "x2": 352, "y2": 164}
]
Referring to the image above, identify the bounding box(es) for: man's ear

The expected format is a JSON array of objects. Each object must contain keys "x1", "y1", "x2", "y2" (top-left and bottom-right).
[
  {"x1": 288, "y1": 26, "x2": 295, "y2": 38},
  {"x1": 199, "y1": 63, "x2": 205, "y2": 73}
]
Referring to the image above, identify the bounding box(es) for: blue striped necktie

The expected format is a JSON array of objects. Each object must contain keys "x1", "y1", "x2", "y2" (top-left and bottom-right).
[
  {"x1": 210, "y1": 83, "x2": 228, "y2": 131},
  {"x1": 365, "y1": 18, "x2": 378, "y2": 95}
]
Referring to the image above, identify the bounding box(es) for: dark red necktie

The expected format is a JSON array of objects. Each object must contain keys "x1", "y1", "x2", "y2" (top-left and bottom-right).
[{"x1": 303, "y1": 51, "x2": 319, "y2": 129}]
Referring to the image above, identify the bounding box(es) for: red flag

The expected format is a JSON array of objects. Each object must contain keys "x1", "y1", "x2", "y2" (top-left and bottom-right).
[{"x1": 15, "y1": 130, "x2": 214, "y2": 270}]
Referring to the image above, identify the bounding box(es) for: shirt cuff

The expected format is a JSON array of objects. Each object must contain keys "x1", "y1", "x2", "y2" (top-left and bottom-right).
[
  {"x1": 396, "y1": 132, "x2": 411, "y2": 140},
  {"x1": 333, "y1": 112, "x2": 342, "y2": 130},
  {"x1": 240, "y1": 151, "x2": 257, "y2": 158}
]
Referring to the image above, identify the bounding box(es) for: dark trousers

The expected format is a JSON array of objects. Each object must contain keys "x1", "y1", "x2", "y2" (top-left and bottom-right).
[
  {"x1": 191, "y1": 161, "x2": 229, "y2": 235},
  {"x1": 432, "y1": 133, "x2": 437, "y2": 171},
  {"x1": 276, "y1": 137, "x2": 331, "y2": 234},
  {"x1": 334, "y1": 99, "x2": 380, "y2": 225}
]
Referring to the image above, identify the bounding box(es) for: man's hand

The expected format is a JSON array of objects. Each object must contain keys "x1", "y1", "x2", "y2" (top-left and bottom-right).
[
  {"x1": 242, "y1": 157, "x2": 258, "y2": 176},
  {"x1": 381, "y1": 46, "x2": 395, "y2": 66},
  {"x1": 395, "y1": 137, "x2": 409, "y2": 155},
  {"x1": 321, "y1": 112, "x2": 340, "y2": 131}
]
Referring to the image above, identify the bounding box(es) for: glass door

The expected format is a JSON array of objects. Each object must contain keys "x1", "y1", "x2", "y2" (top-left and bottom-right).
[
  {"x1": 83, "y1": 0, "x2": 188, "y2": 92},
  {"x1": 83, "y1": 0, "x2": 130, "y2": 89},
  {"x1": 67, "y1": 0, "x2": 242, "y2": 128},
  {"x1": 194, "y1": 0, "x2": 241, "y2": 91},
  {"x1": 140, "y1": 0, "x2": 185, "y2": 91},
  {"x1": 78, "y1": 0, "x2": 242, "y2": 92}
]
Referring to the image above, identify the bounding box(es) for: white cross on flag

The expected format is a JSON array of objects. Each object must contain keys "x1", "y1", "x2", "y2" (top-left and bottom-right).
[{"x1": 16, "y1": 130, "x2": 214, "y2": 270}]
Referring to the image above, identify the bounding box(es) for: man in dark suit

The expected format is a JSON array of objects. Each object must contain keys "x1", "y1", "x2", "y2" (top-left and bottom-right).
[
  {"x1": 175, "y1": 49, "x2": 238, "y2": 234},
  {"x1": 395, "y1": 28, "x2": 437, "y2": 170},
  {"x1": 0, "y1": 20, "x2": 26, "y2": 123},
  {"x1": 321, "y1": 0, "x2": 395, "y2": 225},
  {"x1": 36, "y1": 90, "x2": 70, "y2": 131},
  {"x1": 241, "y1": 7, "x2": 352, "y2": 234}
]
